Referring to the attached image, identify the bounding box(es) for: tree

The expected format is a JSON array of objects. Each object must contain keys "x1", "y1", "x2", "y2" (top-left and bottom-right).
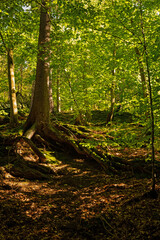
[
  {"x1": 0, "y1": 0, "x2": 37, "y2": 125},
  {"x1": 138, "y1": 0, "x2": 156, "y2": 194},
  {"x1": 7, "y1": 48, "x2": 18, "y2": 125},
  {"x1": 0, "y1": 26, "x2": 18, "y2": 126},
  {"x1": 107, "y1": 43, "x2": 116, "y2": 123},
  {"x1": 24, "y1": 0, "x2": 50, "y2": 136},
  {"x1": 22, "y1": 0, "x2": 119, "y2": 168},
  {"x1": 104, "y1": 0, "x2": 159, "y2": 194}
]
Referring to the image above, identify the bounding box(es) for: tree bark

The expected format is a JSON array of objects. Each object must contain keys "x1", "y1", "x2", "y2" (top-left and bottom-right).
[
  {"x1": 8, "y1": 49, "x2": 18, "y2": 126},
  {"x1": 139, "y1": 0, "x2": 156, "y2": 194},
  {"x1": 20, "y1": 64, "x2": 23, "y2": 94},
  {"x1": 56, "y1": 69, "x2": 61, "y2": 113},
  {"x1": 135, "y1": 47, "x2": 148, "y2": 99},
  {"x1": 49, "y1": 68, "x2": 54, "y2": 113},
  {"x1": 107, "y1": 46, "x2": 116, "y2": 123},
  {"x1": 24, "y1": 0, "x2": 50, "y2": 133}
]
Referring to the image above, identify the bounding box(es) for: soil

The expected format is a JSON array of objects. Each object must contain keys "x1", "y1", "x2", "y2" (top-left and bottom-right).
[{"x1": 0, "y1": 134, "x2": 160, "y2": 239}]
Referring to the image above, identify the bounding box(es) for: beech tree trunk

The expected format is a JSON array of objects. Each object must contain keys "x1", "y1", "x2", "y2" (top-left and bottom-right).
[
  {"x1": 8, "y1": 49, "x2": 18, "y2": 126},
  {"x1": 49, "y1": 68, "x2": 54, "y2": 113},
  {"x1": 107, "y1": 46, "x2": 116, "y2": 123},
  {"x1": 139, "y1": 0, "x2": 156, "y2": 195},
  {"x1": 107, "y1": 73, "x2": 115, "y2": 123},
  {"x1": 19, "y1": 64, "x2": 23, "y2": 94},
  {"x1": 24, "y1": 0, "x2": 50, "y2": 133},
  {"x1": 135, "y1": 47, "x2": 148, "y2": 99},
  {"x1": 56, "y1": 69, "x2": 61, "y2": 113},
  {"x1": 0, "y1": 32, "x2": 18, "y2": 126}
]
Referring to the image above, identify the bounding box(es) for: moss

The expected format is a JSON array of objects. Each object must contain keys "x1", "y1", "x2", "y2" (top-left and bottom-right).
[{"x1": 41, "y1": 150, "x2": 61, "y2": 165}]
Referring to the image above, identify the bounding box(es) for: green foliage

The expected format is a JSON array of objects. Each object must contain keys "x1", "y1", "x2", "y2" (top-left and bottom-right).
[{"x1": 0, "y1": 0, "x2": 160, "y2": 153}]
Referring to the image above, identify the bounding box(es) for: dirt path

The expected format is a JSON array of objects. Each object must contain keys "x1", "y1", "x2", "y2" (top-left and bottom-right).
[{"x1": 0, "y1": 148, "x2": 160, "y2": 239}]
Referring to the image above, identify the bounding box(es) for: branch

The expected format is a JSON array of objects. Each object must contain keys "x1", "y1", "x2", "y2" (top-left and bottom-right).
[
  {"x1": 0, "y1": 31, "x2": 8, "y2": 51},
  {"x1": 112, "y1": 13, "x2": 143, "y2": 45}
]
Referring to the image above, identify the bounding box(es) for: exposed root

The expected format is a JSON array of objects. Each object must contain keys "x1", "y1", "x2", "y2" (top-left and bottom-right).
[
  {"x1": 7, "y1": 121, "x2": 131, "y2": 179},
  {"x1": 5, "y1": 158, "x2": 54, "y2": 180},
  {"x1": 39, "y1": 124, "x2": 128, "y2": 172},
  {"x1": 15, "y1": 136, "x2": 46, "y2": 163},
  {"x1": 23, "y1": 123, "x2": 36, "y2": 139}
]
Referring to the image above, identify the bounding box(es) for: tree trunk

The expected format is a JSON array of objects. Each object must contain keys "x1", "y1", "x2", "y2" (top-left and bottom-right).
[
  {"x1": 24, "y1": 0, "x2": 50, "y2": 133},
  {"x1": 82, "y1": 59, "x2": 89, "y2": 112},
  {"x1": 66, "y1": 71, "x2": 85, "y2": 124},
  {"x1": 139, "y1": 0, "x2": 156, "y2": 195},
  {"x1": 49, "y1": 68, "x2": 54, "y2": 113},
  {"x1": 8, "y1": 49, "x2": 18, "y2": 126},
  {"x1": 135, "y1": 47, "x2": 148, "y2": 99},
  {"x1": 56, "y1": 69, "x2": 61, "y2": 113},
  {"x1": 107, "y1": 72, "x2": 115, "y2": 123},
  {"x1": 107, "y1": 46, "x2": 116, "y2": 123},
  {"x1": 20, "y1": 64, "x2": 23, "y2": 94}
]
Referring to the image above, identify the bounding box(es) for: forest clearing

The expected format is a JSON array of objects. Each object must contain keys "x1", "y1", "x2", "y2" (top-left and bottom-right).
[{"x1": 1, "y1": 0, "x2": 160, "y2": 239}]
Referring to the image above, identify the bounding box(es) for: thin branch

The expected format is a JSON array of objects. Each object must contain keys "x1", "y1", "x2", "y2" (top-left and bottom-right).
[
  {"x1": 0, "y1": 31, "x2": 8, "y2": 51},
  {"x1": 65, "y1": 71, "x2": 81, "y2": 114},
  {"x1": 112, "y1": 13, "x2": 143, "y2": 45}
]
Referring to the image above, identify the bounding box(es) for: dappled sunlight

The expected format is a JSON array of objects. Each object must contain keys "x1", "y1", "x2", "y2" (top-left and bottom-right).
[
  {"x1": 1, "y1": 149, "x2": 160, "y2": 239},
  {"x1": 1, "y1": 100, "x2": 160, "y2": 239},
  {"x1": 0, "y1": 0, "x2": 160, "y2": 238},
  {"x1": 16, "y1": 139, "x2": 39, "y2": 162}
]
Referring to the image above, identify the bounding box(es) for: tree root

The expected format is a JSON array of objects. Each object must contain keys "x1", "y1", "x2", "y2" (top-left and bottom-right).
[
  {"x1": 15, "y1": 136, "x2": 46, "y2": 163},
  {"x1": 22, "y1": 121, "x2": 132, "y2": 175},
  {"x1": 5, "y1": 158, "x2": 54, "y2": 180},
  {"x1": 23, "y1": 123, "x2": 36, "y2": 139},
  {"x1": 39, "y1": 124, "x2": 130, "y2": 173}
]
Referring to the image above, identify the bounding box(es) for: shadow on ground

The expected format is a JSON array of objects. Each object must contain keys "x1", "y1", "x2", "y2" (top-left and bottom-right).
[{"x1": 0, "y1": 141, "x2": 160, "y2": 239}]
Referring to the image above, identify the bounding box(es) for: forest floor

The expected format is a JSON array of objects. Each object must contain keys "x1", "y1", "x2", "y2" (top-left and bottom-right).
[{"x1": 0, "y1": 112, "x2": 160, "y2": 240}]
